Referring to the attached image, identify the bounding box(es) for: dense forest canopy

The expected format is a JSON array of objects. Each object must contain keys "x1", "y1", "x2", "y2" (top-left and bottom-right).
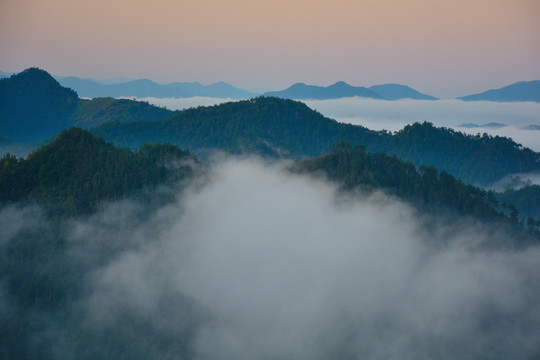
[
  {"x1": 0, "y1": 128, "x2": 196, "y2": 215},
  {"x1": 294, "y1": 141, "x2": 539, "y2": 241},
  {"x1": 92, "y1": 97, "x2": 540, "y2": 185},
  {"x1": 2, "y1": 68, "x2": 539, "y2": 186},
  {"x1": 1, "y1": 126, "x2": 539, "y2": 360}
]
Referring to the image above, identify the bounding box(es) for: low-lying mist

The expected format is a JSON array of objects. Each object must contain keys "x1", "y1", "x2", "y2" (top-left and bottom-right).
[
  {"x1": 303, "y1": 97, "x2": 540, "y2": 151},
  {"x1": 2, "y1": 157, "x2": 540, "y2": 359}
]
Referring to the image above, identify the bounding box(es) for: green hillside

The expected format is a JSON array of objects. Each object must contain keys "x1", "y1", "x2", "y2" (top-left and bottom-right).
[
  {"x1": 0, "y1": 128, "x2": 195, "y2": 214},
  {"x1": 92, "y1": 97, "x2": 540, "y2": 185},
  {"x1": 294, "y1": 141, "x2": 539, "y2": 239}
]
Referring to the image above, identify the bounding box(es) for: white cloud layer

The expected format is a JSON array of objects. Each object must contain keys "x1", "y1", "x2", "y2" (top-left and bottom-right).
[
  {"x1": 303, "y1": 98, "x2": 540, "y2": 151},
  {"x1": 63, "y1": 158, "x2": 540, "y2": 359}
]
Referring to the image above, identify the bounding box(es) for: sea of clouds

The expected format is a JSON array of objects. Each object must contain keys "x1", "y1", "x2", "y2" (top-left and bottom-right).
[
  {"x1": 303, "y1": 97, "x2": 540, "y2": 151},
  {"x1": 3, "y1": 157, "x2": 540, "y2": 359}
]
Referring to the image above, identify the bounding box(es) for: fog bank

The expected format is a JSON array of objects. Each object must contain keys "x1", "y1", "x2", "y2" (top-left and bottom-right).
[
  {"x1": 73, "y1": 158, "x2": 540, "y2": 359},
  {"x1": 303, "y1": 97, "x2": 540, "y2": 151}
]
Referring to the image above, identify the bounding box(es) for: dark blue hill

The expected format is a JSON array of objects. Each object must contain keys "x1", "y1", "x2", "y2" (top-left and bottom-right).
[
  {"x1": 264, "y1": 81, "x2": 385, "y2": 100},
  {"x1": 368, "y1": 84, "x2": 438, "y2": 100},
  {"x1": 458, "y1": 80, "x2": 540, "y2": 102}
]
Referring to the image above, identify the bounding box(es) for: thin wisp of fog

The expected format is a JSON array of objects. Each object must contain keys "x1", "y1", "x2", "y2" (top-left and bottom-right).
[{"x1": 5, "y1": 157, "x2": 539, "y2": 359}]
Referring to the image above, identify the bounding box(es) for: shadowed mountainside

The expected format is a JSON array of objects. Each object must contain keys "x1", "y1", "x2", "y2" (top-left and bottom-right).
[{"x1": 0, "y1": 68, "x2": 177, "y2": 142}]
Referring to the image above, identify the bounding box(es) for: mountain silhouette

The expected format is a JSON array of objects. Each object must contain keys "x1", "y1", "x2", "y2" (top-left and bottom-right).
[
  {"x1": 264, "y1": 81, "x2": 385, "y2": 100},
  {"x1": 458, "y1": 80, "x2": 540, "y2": 102},
  {"x1": 368, "y1": 84, "x2": 438, "y2": 100}
]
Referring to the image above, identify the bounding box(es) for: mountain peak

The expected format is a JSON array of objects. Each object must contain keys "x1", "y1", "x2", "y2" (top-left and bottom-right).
[
  {"x1": 264, "y1": 82, "x2": 383, "y2": 100},
  {"x1": 11, "y1": 67, "x2": 63, "y2": 87},
  {"x1": 330, "y1": 81, "x2": 351, "y2": 87}
]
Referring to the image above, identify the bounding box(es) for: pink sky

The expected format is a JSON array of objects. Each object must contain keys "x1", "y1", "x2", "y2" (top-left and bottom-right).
[{"x1": 1, "y1": 0, "x2": 539, "y2": 98}]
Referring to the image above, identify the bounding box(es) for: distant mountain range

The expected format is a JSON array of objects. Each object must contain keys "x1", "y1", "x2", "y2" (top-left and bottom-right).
[
  {"x1": 263, "y1": 81, "x2": 438, "y2": 100},
  {"x1": 2, "y1": 67, "x2": 539, "y2": 185},
  {"x1": 368, "y1": 84, "x2": 438, "y2": 100},
  {"x1": 3, "y1": 68, "x2": 538, "y2": 102},
  {"x1": 264, "y1": 81, "x2": 384, "y2": 100},
  {"x1": 458, "y1": 80, "x2": 540, "y2": 102},
  {"x1": 55, "y1": 76, "x2": 256, "y2": 99}
]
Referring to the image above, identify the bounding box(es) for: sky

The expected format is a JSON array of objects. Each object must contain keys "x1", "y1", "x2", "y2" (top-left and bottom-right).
[{"x1": 1, "y1": 0, "x2": 539, "y2": 98}]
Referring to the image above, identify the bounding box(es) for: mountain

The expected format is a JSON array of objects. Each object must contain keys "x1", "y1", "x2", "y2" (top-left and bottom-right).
[
  {"x1": 91, "y1": 97, "x2": 540, "y2": 185},
  {"x1": 458, "y1": 80, "x2": 540, "y2": 102},
  {"x1": 56, "y1": 76, "x2": 255, "y2": 99},
  {"x1": 0, "y1": 128, "x2": 195, "y2": 214},
  {"x1": 0, "y1": 68, "x2": 177, "y2": 142},
  {"x1": 0, "y1": 71, "x2": 13, "y2": 79},
  {"x1": 0, "y1": 68, "x2": 79, "y2": 142},
  {"x1": 294, "y1": 141, "x2": 539, "y2": 238},
  {"x1": 1, "y1": 128, "x2": 537, "y2": 360},
  {"x1": 368, "y1": 84, "x2": 438, "y2": 100},
  {"x1": 264, "y1": 81, "x2": 385, "y2": 100}
]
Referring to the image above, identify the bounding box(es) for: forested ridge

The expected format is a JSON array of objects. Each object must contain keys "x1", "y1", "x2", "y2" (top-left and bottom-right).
[
  {"x1": 294, "y1": 141, "x2": 540, "y2": 241},
  {"x1": 2, "y1": 129, "x2": 537, "y2": 237},
  {"x1": 0, "y1": 128, "x2": 200, "y2": 359},
  {"x1": 92, "y1": 96, "x2": 540, "y2": 185},
  {"x1": 1, "y1": 127, "x2": 539, "y2": 360},
  {"x1": 0, "y1": 128, "x2": 196, "y2": 215},
  {"x1": 2, "y1": 68, "x2": 539, "y2": 186}
]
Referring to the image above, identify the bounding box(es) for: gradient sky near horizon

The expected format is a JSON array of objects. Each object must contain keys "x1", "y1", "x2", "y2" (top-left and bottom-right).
[{"x1": 1, "y1": 0, "x2": 539, "y2": 98}]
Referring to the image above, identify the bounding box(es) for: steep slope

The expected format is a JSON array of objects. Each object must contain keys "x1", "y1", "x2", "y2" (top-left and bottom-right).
[
  {"x1": 0, "y1": 68, "x2": 78, "y2": 142},
  {"x1": 368, "y1": 84, "x2": 438, "y2": 100},
  {"x1": 91, "y1": 97, "x2": 540, "y2": 185},
  {"x1": 294, "y1": 142, "x2": 536, "y2": 235},
  {"x1": 0, "y1": 68, "x2": 176, "y2": 142},
  {"x1": 0, "y1": 128, "x2": 195, "y2": 214},
  {"x1": 458, "y1": 80, "x2": 540, "y2": 102},
  {"x1": 264, "y1": 81, "x2": 385, "y2": 100}
]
